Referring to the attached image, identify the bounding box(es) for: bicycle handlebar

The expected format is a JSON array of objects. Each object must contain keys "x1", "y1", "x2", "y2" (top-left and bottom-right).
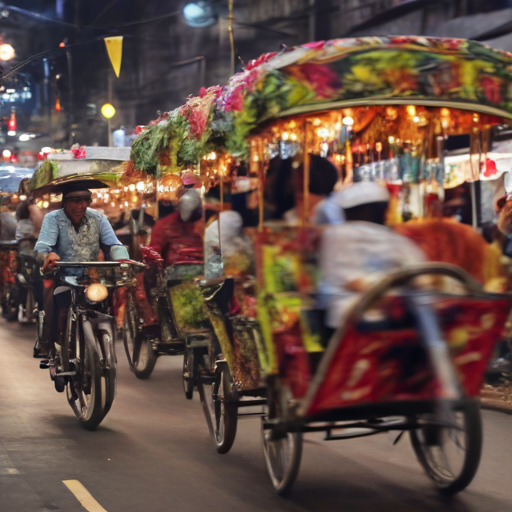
[{"x1": 53, "y1": 260, "x2": 146, "y2": 269}]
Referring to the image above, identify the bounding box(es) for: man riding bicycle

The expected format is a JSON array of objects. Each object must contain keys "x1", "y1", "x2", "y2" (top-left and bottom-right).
[{"x1": 34, "y1": 181, "x2": 128, "y2": 355}]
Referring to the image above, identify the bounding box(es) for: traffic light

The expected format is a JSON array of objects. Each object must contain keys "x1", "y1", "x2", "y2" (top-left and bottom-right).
[{"x1": 7, "y1": 107, "x2": 16, "y2": 133}]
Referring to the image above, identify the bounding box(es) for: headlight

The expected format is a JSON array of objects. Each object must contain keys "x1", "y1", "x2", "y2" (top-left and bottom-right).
[{"x1": 85, "y1": 283, "x2": 109, "y2": 302}]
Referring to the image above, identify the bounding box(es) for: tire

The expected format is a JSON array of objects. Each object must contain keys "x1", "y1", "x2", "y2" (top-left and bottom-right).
[
  {"x1": 123, "y1": 294, "x2": 158, "y2": 379},
  {"x1": 33, "y1": 340, "x2": 43, "y2": 358},
  {"x1": 183, "y1": 350, "x2": 194, "y2": 400},
  {"x1": 261, "y1": 421, "x2": 303, "y2": 496},
  {"x1": 66, "y1": 324, "x2": 104, "y2": 431},
  {"x1": 3, "y1": 296, "x2": 17, "y2": 322},
  {"x1": 410, "y1": 399, "x2": 482, "y2": 496},
  {"x1": 197, "y1": 362, "x2": 238, "y2": 454},
  {"x1": 99, "y1": 326, "x2": 118, "y2": 420}
]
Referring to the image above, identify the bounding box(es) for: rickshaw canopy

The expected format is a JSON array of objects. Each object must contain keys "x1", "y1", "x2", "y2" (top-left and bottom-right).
[
  {"x1": 28, "y1": 146, "x2": 130, "y2": 196},
  {"x1": 130, "y1": 36, "x2": 512, "y2": 176}
]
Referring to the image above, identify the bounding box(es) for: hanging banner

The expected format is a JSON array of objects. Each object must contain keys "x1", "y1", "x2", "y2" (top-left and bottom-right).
[{"x1": 104, "y1": 36, "x2": 123, "y2": 78}]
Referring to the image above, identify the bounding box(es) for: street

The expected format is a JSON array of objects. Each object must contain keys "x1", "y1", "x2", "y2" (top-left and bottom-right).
[{"x1": 1, "y1": 319, "x2": 512, "y2": 512}]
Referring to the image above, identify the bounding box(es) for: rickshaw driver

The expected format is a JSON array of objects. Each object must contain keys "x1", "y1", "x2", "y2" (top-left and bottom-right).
[
  {"x1": 34, "y1": 182, "x2": 126, "y2": 353},
  {"x1": 150, "y1": 189, "x2": 204, "y2": 267},
  {"x1": 318, "y1": 182, "x2": 426, "y2": 332}
]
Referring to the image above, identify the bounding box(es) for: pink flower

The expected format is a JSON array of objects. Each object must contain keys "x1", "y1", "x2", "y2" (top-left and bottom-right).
[
  {"x1": 222, "y1": 84, "x2": 245, "y2": 112},
  {"x1": 483, "y1": 158, "x2": 498, "y2": 177},
  {"x1": 302, "y1": 41, "x2": 325, "y2": 50},
  {"x1": 71, "y1": 147, "x2": 86, "y2": 159},
  {"x1": 180, "y1": 104, "x2": 208, "y2": 137},
  {"x1": 443, "y1": 38, "x2": 462, "y2": 50},
  {"x1": 390, "y1": 36, "x2": 411, "y2": 45},
  {"x1": 199, "y1": 85, "x2": 223, "y2": 99},
  {"x1": 246, "y1": 52, "x2": 277, "y2": 71},
  {"x1": 286, "y1": 63, "x2": 340, "y2": 98}
]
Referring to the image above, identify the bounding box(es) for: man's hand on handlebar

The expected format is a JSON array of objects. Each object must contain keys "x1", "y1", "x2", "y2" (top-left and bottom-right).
[{"x1": 43, "y1": 252, "x2": 60, "y2": 271}]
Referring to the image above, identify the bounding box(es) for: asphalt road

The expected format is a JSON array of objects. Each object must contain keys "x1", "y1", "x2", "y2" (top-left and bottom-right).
[{"x1": 1, "y1": 319, "x2": 512, "y2": 512}]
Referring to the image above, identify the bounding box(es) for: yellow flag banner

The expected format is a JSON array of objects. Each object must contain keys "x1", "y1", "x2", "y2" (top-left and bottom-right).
[{"x1": 104, "y1": 36, "x2": 123, "y2": 78}]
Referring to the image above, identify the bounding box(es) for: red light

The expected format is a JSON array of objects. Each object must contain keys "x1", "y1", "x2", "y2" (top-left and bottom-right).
[
  {"x1": 59, "y1": 42, "x2": 65, "y2": 48},
  {"x1": 55, "y1": 97, "x2": 62, "y2": 112},
  {"x1": 8, "y1": 111, "x2": 16, "y2": 131},
  {"x1": 10, "y1": 155, "x2": 18, "y2": 163}
]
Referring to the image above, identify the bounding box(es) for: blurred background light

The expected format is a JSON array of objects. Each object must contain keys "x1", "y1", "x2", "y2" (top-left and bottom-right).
[
  {"x1": 183, "y1": 2, "x2": 217, "y2": 28},
  {"x1": 0, "y1": 43, "x2": 15, "y2": 61}
]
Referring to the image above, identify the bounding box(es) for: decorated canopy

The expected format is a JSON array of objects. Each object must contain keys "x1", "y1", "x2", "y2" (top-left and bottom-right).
[
  {"x1": 131, "y1": 36, "x2": 512, "y2": 176},
  {"x1": 29, "y1": 146, "x2": 130, "y2": 195}
]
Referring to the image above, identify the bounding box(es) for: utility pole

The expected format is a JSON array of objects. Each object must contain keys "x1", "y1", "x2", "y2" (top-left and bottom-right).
[
  {"x1": 43, "y1": 58, "x2": 51, "y2": 139},
  {"x1": 107, "y1": 71, "x2": 113, "y2": 147},
  {"x1": 309, "y1": 0, "x2": 331, "y2": 40},
  {"x1": 66, "y1": 46, "x2": 74, "y2": 145}
]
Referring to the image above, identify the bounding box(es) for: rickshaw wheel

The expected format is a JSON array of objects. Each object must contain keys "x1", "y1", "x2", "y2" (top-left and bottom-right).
[
  {"x1": 123, "y1": 293, "x2": 158, "y2": 380},
  {"x1": 410, "y1": 399, "x2": 482, "y2": 496},
  {"x1": 261, "y1": 420, "x2": 303, "y2": 496},
  {"x1": 182, "y1": 349, "x2": 194, "y2": 400},
  {"x1": 197, "y1": 362, "x2": 238, "y2": 454}
]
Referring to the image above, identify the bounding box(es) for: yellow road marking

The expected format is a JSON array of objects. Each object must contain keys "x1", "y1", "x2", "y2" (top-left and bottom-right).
[{"x1": 63, "y1": 480, "x2": 108, "y2": 512}]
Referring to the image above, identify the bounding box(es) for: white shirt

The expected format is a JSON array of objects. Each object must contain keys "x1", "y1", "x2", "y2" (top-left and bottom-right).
[
  {"x1": 319, "y1": 221, "x2": 425, "y2": 328},
  {"x1": 112, "y1": 129, "x2": 126, "y2": 147}
]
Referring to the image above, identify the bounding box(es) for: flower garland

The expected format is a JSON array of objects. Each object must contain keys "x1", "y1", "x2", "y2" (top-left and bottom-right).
[{"x1": 129, "y1": 37, "x2": 512, "y2": 176}]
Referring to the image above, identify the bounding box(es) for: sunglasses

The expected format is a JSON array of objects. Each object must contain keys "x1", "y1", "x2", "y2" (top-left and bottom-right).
[{"x1": 66, "y1": 197, "x2": 92, "y2": 205}]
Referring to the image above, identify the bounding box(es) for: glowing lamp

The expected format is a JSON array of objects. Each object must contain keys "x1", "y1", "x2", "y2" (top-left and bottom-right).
[
  {"x1": 101, "y1": 103, "x2": 116, "y2": 119},
  {"x1": 2, "y1": 149, "x2": 12, "y2": 159},
  {"x1": 85, "y1": 283, "x2": 109, "y2": 302},
  {"x1": 0, "y1": 43, "x2": 15, "y2": 61},
  {"x1": 183, "y1": 2, "x2": 217, "y2": 27}
]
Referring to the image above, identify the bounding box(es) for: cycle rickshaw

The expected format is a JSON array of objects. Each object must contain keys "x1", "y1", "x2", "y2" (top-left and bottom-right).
[{"x1": 129, "y1": 36, "x2": 512, "y2": 495}]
